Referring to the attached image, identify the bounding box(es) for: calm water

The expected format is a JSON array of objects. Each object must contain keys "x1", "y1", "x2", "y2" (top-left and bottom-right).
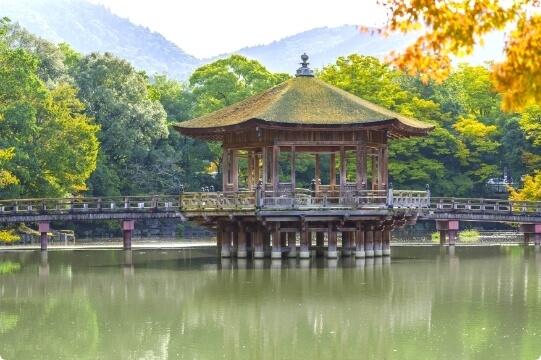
[{"x1": 1, "y1": 245, "x2": 541, "y2": 360}]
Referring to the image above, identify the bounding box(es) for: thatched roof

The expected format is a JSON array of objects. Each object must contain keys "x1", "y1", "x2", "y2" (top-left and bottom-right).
[{"x1": 174, "y1": 75, "x2": 434, "y2": 141}]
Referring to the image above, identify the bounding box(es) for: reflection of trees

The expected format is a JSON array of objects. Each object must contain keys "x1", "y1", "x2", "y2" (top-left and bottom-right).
[
  {"x1": 1, "y1": 247, "x2": 541, "y2": 358},
  {"x1": 0, "y1": 261, "x2": 20, "y2": 274}
]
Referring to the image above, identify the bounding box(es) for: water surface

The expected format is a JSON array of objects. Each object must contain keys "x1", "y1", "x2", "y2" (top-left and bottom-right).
[{"x1": 1, "y1": 245, "x2": 541, "y2": 359}]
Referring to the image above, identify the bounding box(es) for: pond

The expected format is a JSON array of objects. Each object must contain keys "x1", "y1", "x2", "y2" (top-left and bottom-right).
[{"x1": 1, "y1": 244, "x2": 541, "y2": 359}]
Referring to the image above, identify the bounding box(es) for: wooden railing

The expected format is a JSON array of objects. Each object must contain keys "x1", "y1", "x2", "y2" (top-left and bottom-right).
[
  {"x1": 5, "y1": 193, "x2": 541, "y2": 219},
  {"x1": 179, "y1": 189, "x2": 430, "y2": 212},
  {"x1": 0, "y1": 196, "x2": 180, "y2": 215},
  {"x1": 430, "y1": 197, "x2": 541, "y2": 215}
]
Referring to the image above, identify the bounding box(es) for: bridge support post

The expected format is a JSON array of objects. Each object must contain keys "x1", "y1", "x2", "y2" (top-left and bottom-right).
[
  {"x1": 272, "y1": 225, "x2": 282, "y2": 259},
  {"x1": 436, "y1": 220, "x2": 459, "y2": 245},
  {"x1": 355, "y1": 222, "x2": 365, "y2": 258},
  {"x1": 519, "y1": 224, "x2": 541, "y2": 246},
  {"x1": 382, "y1": 229, "x2": 391, "y2": 256},
  {"x1": 374, "y1": 226, "x2": 383, "y2": 257},
  {"x1": 365, "y1": 225, "x2": 374, "y2": 257},
  {"x1": 316, "y1": 232, "x2": 325, "y2": 257},
  {"x1": 287, "y1": 232, "x2": 297, "y2": 258},
  {"x1": 122, "y1": 220, "x2": 135, "y2": 250},
  {"x1": 237, "y1": 225, "x2": 247, "y2": 258},
  {"x1": 342, "y1": 232, "x2": 352, "y2": 257},
  {"x1": 220, "y1": 227, "x2": 231, "y2": 257},
  {"x1": 253, "y1": 226, "x2": 264, "y2": 259},
  {"x1": 39, "y1": 222, "x2": 50, "y2": 251},
  {"x1": 327, "y1": 223, "x2": 338, "y2": 258},
  {"x1": 299, "y1": 225, "x2": 310, "y2": 259}
]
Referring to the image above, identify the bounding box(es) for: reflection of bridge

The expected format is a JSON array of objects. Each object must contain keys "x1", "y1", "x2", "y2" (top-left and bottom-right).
[{"x1": 2, "y1": 191, "x2": 541, "y2": 253}]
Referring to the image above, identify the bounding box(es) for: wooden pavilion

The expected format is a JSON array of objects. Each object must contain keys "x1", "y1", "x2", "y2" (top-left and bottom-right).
[{"x1": 174, "y1": 54, "x2": 434, "y2": 259}]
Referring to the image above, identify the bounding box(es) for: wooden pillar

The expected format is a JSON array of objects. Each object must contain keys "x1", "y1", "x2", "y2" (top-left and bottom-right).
[
  {"x1": 371, "y1": 148, "x2": 378, "y2": 190},
  {"x1": 237, "y1": 224, "x2": 247, "y2": 258},
  {"x1": 222, "y1": 148, "x2": 229, "y2": 191},
  {"x1": 365, "y1": 225, "x2": 374, "y2": 257},
  {"x1": 287, "y1": 232, "x2": 297, "y2": 258},
  {"x1": 221, "y1": 227, "x2": 231, "y2": 257},
  {"x1": 272, "y1": 144, "x2": 280, "y2": 195},
  {"x1": 247, "y1": 151, "x2": 253, "y2": 191},
  {"x1": 253, "y1": 225, "x2": 264, "y2": 258},
  {"x1": 261, "y1": 147, "x2": 268, "y2": 192},
  {"x1": 122, "y1": 220, "x2": 135, "y2": 250},
  {"x1": 232, "y1": 149, "x2": 239, "y2": 191},
  {"x1": 39, "y1": 222, "x2": 50, "y2": 251},
  {"x1": 330, "y1": 153, "x2": 336, "y2": 191},
  {"x1": 342, "y1": 232, "x2": 352, "y2": 256},
  {"x1": 339, "y1": 145, "x2": 346, "y2": 193},
  {"x1": 328, "y1": 223, "x2": 338, "y2": 258},
  {"x1": 355, "y1": 221, "x2": 365, "y2": 258},
  {"x1": 263, "y1": 231, "x2": 271, "y2": 255},
  {"x1": 439, "y1": 230, "x2": 446, "y2": 245},
  {"x1": 524, "y1": 233, "x2": 531, "y2": 245},
  {"x1": 272, "y1": 224, "x2": 282, "y2": 259},
  {"x1": 436, "y1": 220, "x2": 459, "y2": 246},
  {"x1": 382, "y1": 229, "x2": 391, "y2": 256},
  {"x1": 378, "y1": 147, "x2": 385, "y2": 190},
  {"x1": 380, "y1": 146, "x2": 388, "y2": 189},
  {"x1": 254, "y1": 151, "x2": 260, "y2": 187},
  {"x1": 315, "y1": 154, "x2": 320, "y2": 191},
  {"x1": 361, "y1": 145, "x2": 367, "y2": 190},
  {"x1": 356, "y1": 144, "x2": 362, "y2": 191},
  {"x1": 291, "y1": 146, "x2": 296, "y2": 191},
  {"x1": 299, "y1": 223, "x2": 310, "y2": 258},
  {"x1": 316, "y1": 232, "x2": 325, "y2": 257},
  {"x1": 374, "y1": 226, "x2": 383, "y2": 257}
]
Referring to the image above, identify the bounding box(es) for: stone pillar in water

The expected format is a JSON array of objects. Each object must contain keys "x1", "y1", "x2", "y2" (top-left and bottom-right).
[
  {"x1": 272, "y1": 226, "x2": 282, "y2": 259},
  {"x1": 365, "y1": 224, "x2": 374, "y2": 257},
  {"x1": 253, "y1": 225, "x2": 264, "y2": 259},
  {"x1": 220, "y1": 227, "x2": 231, "y2": 257}
]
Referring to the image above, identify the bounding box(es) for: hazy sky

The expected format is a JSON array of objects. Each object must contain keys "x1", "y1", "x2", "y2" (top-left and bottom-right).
[{"x1": 89, "y1": 0, "x2": 387, "y2": 58}]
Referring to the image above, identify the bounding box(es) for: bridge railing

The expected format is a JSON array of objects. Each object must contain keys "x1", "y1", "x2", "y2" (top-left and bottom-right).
[
  {"x1": 0, "y1": 196, "x2": 180, "y2": 215},
  {"x1": 430, "y1": 197, "x2": 541, "y2": 214}
]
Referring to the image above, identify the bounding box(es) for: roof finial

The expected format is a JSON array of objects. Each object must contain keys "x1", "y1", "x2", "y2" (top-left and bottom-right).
[{"x1": 296, "y1": 53, "x2": 314, "y2": 77}]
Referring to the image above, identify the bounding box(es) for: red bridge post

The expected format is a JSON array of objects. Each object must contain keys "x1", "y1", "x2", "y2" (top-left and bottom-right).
[
  {"x1": 122, "y1": 220, "x2": 134, "y2": 250},
  {"x1": 39, "y1": 222, "x2": 50, "y2": 251}
]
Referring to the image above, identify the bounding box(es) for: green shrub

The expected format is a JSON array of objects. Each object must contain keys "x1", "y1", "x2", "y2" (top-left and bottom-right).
[{"x1": 458, "y1": 229, "x2": 480, "y2": 243}]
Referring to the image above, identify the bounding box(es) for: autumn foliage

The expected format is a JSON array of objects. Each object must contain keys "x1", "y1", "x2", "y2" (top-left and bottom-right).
[{"x1": 375, "y1": 0, "x2": 541, "y2": 110}]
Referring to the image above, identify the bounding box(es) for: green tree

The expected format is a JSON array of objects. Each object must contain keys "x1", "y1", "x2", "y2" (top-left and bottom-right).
[
  {"x1": 73, "y1": 52, "x2": 169, "y2": 196},
  {"x1": 0, "y1": 20, "x2": 99, "y2": 198}
]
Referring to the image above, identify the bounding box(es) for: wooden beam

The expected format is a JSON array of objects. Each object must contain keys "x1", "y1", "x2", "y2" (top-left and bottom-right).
[
  {"x1": 222, "y1": 148, "x2": 229, "y2": 191},
  {"x1": 330, "y1": 153, "x2": 336, "y2": 190},
  {"x1": 232, "y1": 149, "x2": 239, "y2": 191}
]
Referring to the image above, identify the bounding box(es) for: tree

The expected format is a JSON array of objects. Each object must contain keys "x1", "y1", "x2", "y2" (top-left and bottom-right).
[
  {"x1": 0, "y1": 25, "x2": 99, "y2": 198},
  {"x1": 73, "y1": 52, "x2": 169, "y2": 196},
  {"x1": 375, "y1": 0, "x2": 541, "y2": 110}
]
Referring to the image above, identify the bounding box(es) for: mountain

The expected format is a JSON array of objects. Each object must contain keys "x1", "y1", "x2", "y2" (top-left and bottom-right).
[
  {"x1": 0, "y1": 0, "x2": 202, "y2": 80},
  {"x1": 0, "y1": 0, "x2": 505, "y2": 81},
  {"x1": 230, "y1": 25, "x2": 418, "y2": 74}
]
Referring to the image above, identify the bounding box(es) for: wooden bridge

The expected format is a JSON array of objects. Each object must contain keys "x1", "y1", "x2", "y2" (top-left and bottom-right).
[{"x1": 2, "y1": 190, "x2": 541, "y2": 255}]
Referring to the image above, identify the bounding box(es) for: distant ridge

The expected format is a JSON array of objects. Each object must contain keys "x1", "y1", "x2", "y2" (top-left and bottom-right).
[
  {"x1": 0, "y1": 0, "x2": 202, "y2": 80},
  {"x1": 0, "y1": 0, "x2": 505, "y2": 81}
]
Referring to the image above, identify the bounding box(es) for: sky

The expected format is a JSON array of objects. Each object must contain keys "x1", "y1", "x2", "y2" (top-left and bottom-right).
[{"x1": 89, "y1": 0, "x2": 387, "y2": 58}]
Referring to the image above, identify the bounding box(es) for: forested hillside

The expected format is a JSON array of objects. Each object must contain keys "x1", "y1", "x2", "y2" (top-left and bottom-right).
[{"x1": 1, "y1": 17, "x2": 540, "y2": 209}]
